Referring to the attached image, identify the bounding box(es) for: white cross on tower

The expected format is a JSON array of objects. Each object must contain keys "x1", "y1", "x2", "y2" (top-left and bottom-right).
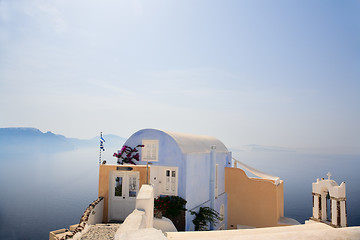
[{"x1": 327, "y1": 172, "x2": 332, "y2": 180}]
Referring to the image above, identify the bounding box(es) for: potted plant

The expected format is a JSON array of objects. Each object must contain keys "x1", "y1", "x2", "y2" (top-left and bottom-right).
[{"x1": 190, "y1": 207, "x2": 222, "y2": 231}]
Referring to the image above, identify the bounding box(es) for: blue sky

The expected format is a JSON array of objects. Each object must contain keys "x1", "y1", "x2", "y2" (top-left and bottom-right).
[{"x1": 0, "y1": 0, "x2": 359, "y2": 154}]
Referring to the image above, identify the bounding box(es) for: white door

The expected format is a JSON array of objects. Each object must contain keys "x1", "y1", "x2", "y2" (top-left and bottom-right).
[
  {"x1": 164, "y1": 168, "x2": 177, "y2": 195},
  {"x1": 109, "y1": 171, "x2": 139, "y2": 221},
  {"x1": 150, "y1": 166, "x2": 160, "y2": 197},
  {"x1": 149, "y1": 166, "x2": 178, "y2": 197}
]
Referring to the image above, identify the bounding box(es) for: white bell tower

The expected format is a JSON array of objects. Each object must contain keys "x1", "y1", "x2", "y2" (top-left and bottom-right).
[{"x1": 310, "y1": 173, "x2": 347, "y2": 227}]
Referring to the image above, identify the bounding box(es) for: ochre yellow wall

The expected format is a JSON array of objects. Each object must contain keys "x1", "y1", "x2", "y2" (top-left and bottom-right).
[
  {"x1": 225, "y1": 167, "x2": 284, "y2": 229},
  {"x1": 98, "y1": 165, "x2": 149, "y2": 223}
]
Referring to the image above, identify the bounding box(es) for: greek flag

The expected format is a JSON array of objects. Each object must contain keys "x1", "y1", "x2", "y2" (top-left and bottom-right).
[{"x1": 100, "y1": 135, "x2": 105, "y2": 151}]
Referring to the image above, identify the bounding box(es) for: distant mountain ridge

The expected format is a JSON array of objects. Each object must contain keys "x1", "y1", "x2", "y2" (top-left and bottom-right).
[
  {"x1": 68, "y1": 133, "x2": 127, "y2": 149},
  {"x1": 0, "y1": 127, "x2": 126, "y2": 156}
]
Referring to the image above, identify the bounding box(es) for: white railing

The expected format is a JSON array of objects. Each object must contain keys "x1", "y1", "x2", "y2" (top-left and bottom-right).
[{"x1": 232, "y1": 158, "x2": 281, "y2": 186}]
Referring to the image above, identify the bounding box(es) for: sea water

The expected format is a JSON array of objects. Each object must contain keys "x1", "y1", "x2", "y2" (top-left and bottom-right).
[{"x1": 0, "y1": 148, "x2": 359, "y2": 240}]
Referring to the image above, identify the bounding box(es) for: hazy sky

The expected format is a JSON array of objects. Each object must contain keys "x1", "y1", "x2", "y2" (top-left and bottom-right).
[{"x1": 0, "y1": 0, "x2": 359, "y2": 154}]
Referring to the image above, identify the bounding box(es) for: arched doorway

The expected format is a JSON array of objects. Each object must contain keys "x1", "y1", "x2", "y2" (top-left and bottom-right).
[
  {"x1": 320, "y1": 187, "x2": 330, "y2": 222},
  {"x1": 322, "y1": 189, "x2": 332, "y2": 222}
]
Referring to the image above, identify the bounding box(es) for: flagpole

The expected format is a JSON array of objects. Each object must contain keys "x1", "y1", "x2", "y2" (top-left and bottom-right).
[
  {"x1": 99, "y1": 132, "x2": 103, "y2": 166},
  {"x1": 99, "y1": 132, "x2": 106, "y2": 166}
]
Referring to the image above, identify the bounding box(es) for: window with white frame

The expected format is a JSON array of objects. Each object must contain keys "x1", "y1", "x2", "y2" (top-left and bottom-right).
[
  {"x1": 218, "y1": 204, "x2": 225, "y2": 230},
  {"x1": 215, "y1": 164, "x2": 219, "y2": 198},
  {"x1": 142, "y1": 140, "x2": 159, "y2": 162},
  {"x1": 220, "y1": 204, "x2": 225, "y2": 220}
]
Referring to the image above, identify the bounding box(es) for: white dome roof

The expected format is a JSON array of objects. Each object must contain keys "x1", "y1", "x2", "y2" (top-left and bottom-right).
[{"x1": 162, "y1": 130, "x2": 228, "y2": 154}]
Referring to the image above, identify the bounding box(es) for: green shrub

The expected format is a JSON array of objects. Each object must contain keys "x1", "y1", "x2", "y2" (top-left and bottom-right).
[{"x1": 154, "y1": 195, "x2": 187, "y2": 218}]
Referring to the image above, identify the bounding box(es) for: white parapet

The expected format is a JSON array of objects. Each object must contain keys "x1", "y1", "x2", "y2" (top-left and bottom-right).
[
  {"x1": 87, "y1": 198, "x2": 104, "y2": 225},
  {"x1": 115, "y1": 185, "x2": 159, "y2": 240},
  {"x1": 232, "y1": 158, "x2": 281, "y2": 186},
  {"x1": 135, "y1": 184, "x2": 154, "y2": 228}
]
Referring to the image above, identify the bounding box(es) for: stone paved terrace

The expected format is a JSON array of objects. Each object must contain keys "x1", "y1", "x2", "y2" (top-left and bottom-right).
[{"x1": 80, "y1": 224, "x2": 120, "y2": 240}]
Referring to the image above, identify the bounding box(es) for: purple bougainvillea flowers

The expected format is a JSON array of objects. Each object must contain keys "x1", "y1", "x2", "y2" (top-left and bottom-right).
[{"x1": 113, "y1": 144, "x2": 144, "y2": 165}]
